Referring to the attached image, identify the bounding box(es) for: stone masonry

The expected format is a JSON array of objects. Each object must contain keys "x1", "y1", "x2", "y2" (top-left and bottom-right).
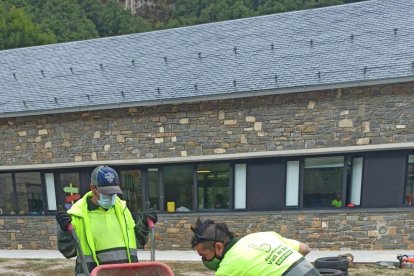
[
  {"x1": 1, "y1": 209, "x2": 414, "y2": 250},
  {"x1": 1, "y1": 82, "x2": 413, "y2": 165},
  {"x1": 1, "y1": 82, "x2": 414, "y2": 251}
]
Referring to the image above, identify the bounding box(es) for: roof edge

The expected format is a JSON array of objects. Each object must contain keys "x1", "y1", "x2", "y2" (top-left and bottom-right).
[{"x1": 2, "y1": 75, "x2": 414, "y2": 119}]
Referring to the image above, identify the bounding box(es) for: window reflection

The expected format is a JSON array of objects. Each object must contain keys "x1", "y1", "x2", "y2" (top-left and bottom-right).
[
  {"x1": 0, "y1": 174, "x2": 15, "y2": 215},
  {"x1": 303, "y1": 157, "x2": 344, "y2": 208},
  {"x1": 57, "y1": 173, "x2": 80, "y2": 211},
  {"x1": 164, "y1": 165, "x2": 193, "y2": 212},
  {"x1": 148, "y1": 168, "x2": 160, "y2": 210},
  {"x1": 405, "y1": 155, "x2": 414, "y2": 206},
  {"x1": 119, "y1": 170, "x2": 142, "y2": 213},
  {"x1": 15, "y1": 172, "x2": 44, "y2": 215},
  {"x1": 197, "y1": 163, "x2": 230, "y2": 210}
]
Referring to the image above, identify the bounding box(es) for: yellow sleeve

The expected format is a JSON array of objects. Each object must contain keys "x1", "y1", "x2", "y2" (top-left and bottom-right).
[{"x1": 279, "y1": 236, "x2": 301, "y2": 252}]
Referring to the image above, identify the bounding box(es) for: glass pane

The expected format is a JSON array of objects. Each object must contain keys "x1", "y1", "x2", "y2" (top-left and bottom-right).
[
  {"x1": 45, "y1": 173, "x2": 57, "y2": 211},
  {"x1": 286, "y1": 161, "x2": 299, "y2": 207},
  {"x1": 234, "y1": 164, "x2": 246, "y2": 209},
  {"x1": 305, "y1": 156, "x2": 344, "y2": 168},
  {"x1": 164, "y1": 165, "x2": 193, "y2": 212},
  {"x1": 15, "y1": 172, "x2": 44, "y2": 215},
  {"x1": 350, "y1": 157, "x2": 363, "y2": 206},
  {"x1": 148, "y1": 168, "x2": 159, "y2": 210},
  {"x1": 0, "y1": 173, "x2": 15, "y2": 215},
  {"x1": 57, "y1": 173, "x2": 80, "y2": 211},
  {"x1": 405, "y1": 155, "x2": 414, "y2": 206},
  {"x1": 120, "y1": 170, "x2": 142, "y2": 213},
  {"x1": 197, "y1": 163, "x2": 230, "y2": 210},
  {"x1": 303, "y1": 157, "x2": 344, "y2": 208}
]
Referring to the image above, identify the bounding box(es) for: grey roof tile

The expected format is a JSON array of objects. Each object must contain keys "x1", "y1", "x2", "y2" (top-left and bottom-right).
[{"x1": 0, "y1": 0, "x2": 414, "y2": 117}]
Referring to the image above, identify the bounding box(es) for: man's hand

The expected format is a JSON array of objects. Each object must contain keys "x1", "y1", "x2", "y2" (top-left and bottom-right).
[
  {"x1": 56, "y1": 211, "x2": 72, "y2": 231},
  {"x1": 142, "y1": 208, "x2": 158, "y2": 226}
]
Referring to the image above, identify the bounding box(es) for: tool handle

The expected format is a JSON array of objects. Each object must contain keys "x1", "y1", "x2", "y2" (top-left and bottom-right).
[{"x1": 67, "y1": 223, "x2": 90, "y2": 276}]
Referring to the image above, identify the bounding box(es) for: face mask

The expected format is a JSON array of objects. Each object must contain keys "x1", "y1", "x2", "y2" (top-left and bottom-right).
[
  {"x1": 202, "y1": 257, "x2": 221, "y2": 271},
  {"x1": 98, "y1": 193, "x2": 116, "y2": 209}
]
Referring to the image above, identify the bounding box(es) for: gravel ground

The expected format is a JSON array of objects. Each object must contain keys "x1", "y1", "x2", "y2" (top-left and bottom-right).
[{"x1": 1, "y1": 259, "x2": 414, "y2": 276}]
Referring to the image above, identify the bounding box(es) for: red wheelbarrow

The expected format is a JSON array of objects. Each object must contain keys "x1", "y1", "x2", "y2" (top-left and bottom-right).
[
  {"x1": 90, "y1": 262, "x2": 174, "y2": 276},
  {"x1": 68, "y1": 222, "x2": 174, "y2": 276}
]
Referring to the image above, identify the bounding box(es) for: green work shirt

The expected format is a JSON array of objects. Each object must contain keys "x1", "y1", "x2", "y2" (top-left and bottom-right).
[
  {"x1": 89, "y1": 207, "x2": 125, "y2": 250},
  {"x1": 216, "y1": 231, "x2": 303, "y2": 276}
]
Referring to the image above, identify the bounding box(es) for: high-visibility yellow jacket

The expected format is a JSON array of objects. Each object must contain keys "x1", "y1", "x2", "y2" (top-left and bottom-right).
[
  {"x1": 57, "y1": 191, "x2": 140, "y2": 275},
  {"x1": 216, "y1": 232, "x2": 303, "y2": 276}
]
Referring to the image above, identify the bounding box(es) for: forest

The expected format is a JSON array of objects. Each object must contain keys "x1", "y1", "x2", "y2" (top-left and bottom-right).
[{"x1": 0, "y1": 0, "x2": 365, "y2": 50}]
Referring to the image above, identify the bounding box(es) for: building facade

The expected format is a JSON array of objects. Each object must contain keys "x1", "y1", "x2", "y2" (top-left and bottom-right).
[{"x1": 0, "y1": 0, "x2": 414, "y2": 250}]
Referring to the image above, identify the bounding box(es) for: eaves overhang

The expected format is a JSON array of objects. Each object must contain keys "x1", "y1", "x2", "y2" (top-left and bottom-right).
[{"x1": 1, "y1": 75, "x2": 414, "y2": 119}]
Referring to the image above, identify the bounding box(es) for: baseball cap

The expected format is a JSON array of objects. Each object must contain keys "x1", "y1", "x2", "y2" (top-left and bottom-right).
[{"x1": 91, "y1": 166, "x2": 122, "y2": 195}]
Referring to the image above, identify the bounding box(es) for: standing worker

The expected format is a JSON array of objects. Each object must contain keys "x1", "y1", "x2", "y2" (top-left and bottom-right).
[
  {"x1": 56, "y1": 165, "x2": 157, "y2": 275},
  {"x1": 191, "y1": 218, "x2": 321, "y2": 276}
]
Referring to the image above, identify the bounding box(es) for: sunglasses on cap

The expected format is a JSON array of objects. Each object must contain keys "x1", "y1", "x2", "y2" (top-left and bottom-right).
[{"x1": 191, "y1": 233, "x2": 218, "y2": 247}]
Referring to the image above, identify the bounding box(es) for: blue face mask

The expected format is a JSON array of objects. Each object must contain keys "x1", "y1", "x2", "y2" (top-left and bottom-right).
[{"x1": 98, "y1": 194, "x2": 116, "y2": 209}]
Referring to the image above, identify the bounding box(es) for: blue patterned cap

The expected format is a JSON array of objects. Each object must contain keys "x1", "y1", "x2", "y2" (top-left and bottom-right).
[{"x1": 91, "y1": 166, "x2": 122, "y2": 195}]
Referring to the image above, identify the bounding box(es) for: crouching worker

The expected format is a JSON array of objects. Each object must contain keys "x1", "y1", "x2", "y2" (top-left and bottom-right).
[
  {"x1": 191, "y1": 218, "x2": 321, "y2": 276},
  {"x1": 55, "y1": 165, "x2": 157, "y2": 275}
]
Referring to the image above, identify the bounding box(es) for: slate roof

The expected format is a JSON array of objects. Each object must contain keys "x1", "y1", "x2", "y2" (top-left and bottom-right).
[{"x1": 0, "y1": 0, "x2": 413, "y2": 118}]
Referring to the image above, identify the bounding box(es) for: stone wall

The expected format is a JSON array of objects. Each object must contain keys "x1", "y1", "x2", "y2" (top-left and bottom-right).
[
  {"x1": 1, "y1": 209, "x2": 413, "y2": 250},
  {"x1": 1, "y1": 82, "x2": 413, "y2": 166}
]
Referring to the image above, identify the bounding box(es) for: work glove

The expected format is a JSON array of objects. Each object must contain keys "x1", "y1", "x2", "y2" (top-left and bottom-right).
[
  {"x1": 142, "y1": 208, "x2": 158, "y2": 227},
  {"x1": 56, "y1": 211, "x2": 72, "y2": 231}
]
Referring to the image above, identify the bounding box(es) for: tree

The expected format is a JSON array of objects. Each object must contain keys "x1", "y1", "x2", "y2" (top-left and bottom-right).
[
  {"x1": 26, "y1": 0, "x2": 99, "y2": 43},
  {"x1": 0, "y1": 2, "x2": 55, "y2": 50},
  {"x1": 78, "y1": 0, "x2": 151, "y2": 37}
]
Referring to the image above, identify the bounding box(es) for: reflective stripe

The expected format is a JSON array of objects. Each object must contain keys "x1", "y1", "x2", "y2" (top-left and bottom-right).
[
  {"x1": 130, "y1": 249, "x2": 138, "y2": 257},
  {"x1": 97, "y1": 249, "x2": 128, "y2": 263},
  {"x1": 76, "y1": 255, "x2": 94, "y2": 263},
  {"x1": 283, "y1": 258, "x2": 321, "y2": 276},
  {"x1": 130, "y1": 249, "x2": 138, "y2": 262},
  {"x1": 75, "y1": 257, "x2": 96, "y2": 276},
  {"x1": 96, "y1": 248, "x2": 138, "y2": 263}
]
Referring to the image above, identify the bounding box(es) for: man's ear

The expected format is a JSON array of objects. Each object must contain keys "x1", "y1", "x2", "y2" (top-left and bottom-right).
[{"x1": 215, "y1": 242, "x2": 225, "y2": 256}]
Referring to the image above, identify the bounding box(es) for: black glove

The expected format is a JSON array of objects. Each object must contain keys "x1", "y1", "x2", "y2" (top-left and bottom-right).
[
  {"x1": 142, "y1": 208, "x2": 158, "y2": 226},
  {"x1": 56, "y1": 211, "x2": 72, "y2": 231}
]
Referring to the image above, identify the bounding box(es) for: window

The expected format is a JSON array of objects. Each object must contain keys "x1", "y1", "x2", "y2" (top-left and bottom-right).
[
  {"x1": 234, "y1": 164, "x2": 246, "y2": 209},
  {"x1": 303, "y1": 156, "x2": 344, "y2": 208},
  {"x1": 148, "y1": 168, "x2": 160, "y2": 210},
  {"x1": 197, "y1": 163, "x2": 230, "y2": 210},
  {"x1": 0, "y1": 173, "x2": 15, "y2": 215},
  {"x1": 164, "y1": 165, "x2": 193, "y2": 212},
  {"x1": 405, "y1": 155, "x2": 414, "y2": 206},
  {"x1": 45, "y1": 173, "x2": 57, "y2": 211},
  {"x1": 57, "y1": 173, "x2": 80, "y2": 211},
  {"x1": 349, "y1": 157, "x2": 363, "y2": 206},
  {"x1": 15, "y1": 172, "x2": 45, "y2": 215},
  {"x1": 120, "y1": 170, "x2": 142, "y2": 213},
  {"x1": 286, "y1": 161, "x2": 300, "y2": 207}
]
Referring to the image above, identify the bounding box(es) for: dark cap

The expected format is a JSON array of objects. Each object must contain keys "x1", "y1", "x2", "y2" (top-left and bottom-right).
[{"x1": 91, "y1": 166, "x2": 122, "y2": 195}]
